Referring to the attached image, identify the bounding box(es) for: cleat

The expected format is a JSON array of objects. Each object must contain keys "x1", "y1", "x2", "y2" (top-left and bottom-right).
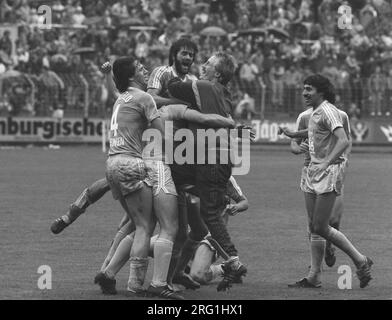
[
  {"x1": 356, "y1": 257, "x2": 373, "y2": 288},
  {"x1": 172, "y1": 273, "x2": 200, "y2": 290},
  {"x1": 125, "y1": 287, "x2": 147, "y2": 298},
  {"x1": 217, "y1": 261, "x2": 247, "y2": 292},
  {"x1": 50, "y1": 217, "x2": 68, "y2": 234},
  {"x1": 146, "y1": 285, "x2": 184, "y2": 300},
  {"x1": 94, "y1": 272, "x2": 117, "y2": 295},
  {"x1": 288, "y1": 278, "x2": 321, "y2": 288},
  {"x1": 325, "y1": 246, "x2": 336, "y2": 267},
  {"x1": 50, "y1": 205, "x2": 83, "y2": 234}
]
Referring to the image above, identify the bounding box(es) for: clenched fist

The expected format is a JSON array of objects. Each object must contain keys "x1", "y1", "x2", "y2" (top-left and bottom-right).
[{"x1": 100, "y1": 61, "x2": 112, "y2": 74}]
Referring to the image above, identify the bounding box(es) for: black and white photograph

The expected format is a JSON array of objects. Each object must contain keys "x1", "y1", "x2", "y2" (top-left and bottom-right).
[{"x1": 1, "y1": 0, "x2": 391, "y2": 306}]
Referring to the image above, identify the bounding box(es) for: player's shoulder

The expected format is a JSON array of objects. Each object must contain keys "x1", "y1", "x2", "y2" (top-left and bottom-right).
[
  {"x1": 132, "y1": 88, "x2": 155, "y2": 105},
  {"x1": 298, "y1": 108, "x2": 313, "y2": 120},
  {"x1": 320, "y1": 101, "x2": 340, "y2": 116},
  {"x1": 151, "y1": 65, "x2": 171, "y2": 75},
  {"x1": 186, "y1": 73, "x2": 198, "y2": 81}
]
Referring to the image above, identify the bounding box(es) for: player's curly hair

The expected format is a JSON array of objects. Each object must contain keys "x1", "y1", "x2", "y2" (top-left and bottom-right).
[
  {"x1": 303, "y1": 74, "x2": 336, "y2": 104},
  {"x1": 169, "y1": 38, "x2": 198, "y2": 66},
  {"x1": 112, "y1": 56, "x2": 136, "y2": 93}
]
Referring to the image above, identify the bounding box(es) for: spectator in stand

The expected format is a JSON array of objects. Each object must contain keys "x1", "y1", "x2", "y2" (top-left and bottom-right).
[
  {"x1": 345, "y1": 49, "x2": 361, "y2": 74},
  {"x1": 283, "y1": 64, "x2": 303, "y2": 114},
  {"x1": 111, "y1": 0, "x2": 130, "y2": 19},
  {"x1": 321, "y1": 58, "x2": 340, "y2": 84},
  {"x1": 269, "y1": 62, "x2": 285, "y2": 111},
  {"x1": 52, "y1": 0, "x2": 65, "y2": 24},
  {"x1": 250, "y1": 48, "x2": 264, "y2": 78},
  {"x1": 368, "y1": 64, "x2": 387, "y2": 116},
  {"x1": 15, "y1": 0, "x2": 30, "y2": 24},
  {"x1": 0, "y1": 30, "x2": 12, "y2": 57},
  {"x1": 0, "y1": 0, "x2": 12, "y2": 22},
  {"x1": 349, "y1": 69, "x2": 365, "y2": 112},
  {"x1": 235, "y1": 92, "x2": 256, "y2": 120},
  {"x1": 38, "y1": 62, "x2": 64, "y2": 116},
  {"x1": 134, "y1": 31, "x2": 150, "y2": 60},
  {"x1": 386, "y1": 68, "x2": 392, "y2": 116},
  {"x1": 72, "y1": 6, "x2": 86, "y2": 25},
  {"x1": 193, "y1": 6, "x2": 209, "y2": 25},
  {"x1": 239, "y1": 59, "x2": 257, "y2": 96}
]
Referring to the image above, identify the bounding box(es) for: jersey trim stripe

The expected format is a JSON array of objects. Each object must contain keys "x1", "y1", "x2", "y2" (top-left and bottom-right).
[
  {"x1": 321, "y1": 103, "x2": 342, "y2": 131},
  {"x1": 229, "y1": 176, "x2": 243, "y2": 197},
  {"x1": 151, "y1": 66, "x2": 167, "y2": 89}
]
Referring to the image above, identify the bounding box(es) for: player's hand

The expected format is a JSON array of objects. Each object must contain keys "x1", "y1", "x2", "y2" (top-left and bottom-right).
[
  {"x1": 225, "y1": 204, "x2": 239, "y2": 216},
  {"x1": 236, "y1": 124, "x2": 256, "y2": 141},
  {"x1": 279, "y1": 127, "x2": 295, "y2": 138},
  {"x1": 314, "y1": 161, "x2": 329, "y2": 172},
  {"x1": 100, "y1": 61, "x2": 112, "y2": 74}
]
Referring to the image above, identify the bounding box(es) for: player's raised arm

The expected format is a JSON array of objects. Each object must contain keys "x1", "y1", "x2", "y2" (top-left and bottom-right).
[
  {"x1": 100, "y1": 61, "x2": 120, "y2": 99},
  {"x1": 279, "y1": 127, "x2": 308, "y2": 139}
]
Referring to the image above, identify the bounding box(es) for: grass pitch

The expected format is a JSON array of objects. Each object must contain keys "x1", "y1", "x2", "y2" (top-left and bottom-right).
[{"x1": 1, "y1": 145, "x2": 391, "y2": 300}]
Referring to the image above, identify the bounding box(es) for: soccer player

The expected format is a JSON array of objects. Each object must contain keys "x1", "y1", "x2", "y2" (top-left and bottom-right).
[
  {"x1": 101, "y1": 56, "x2": 177, "y2": 298},
  {"x1": 289, "y1": 107, "x2": 352, "y2": 268},
  {"x1": 168, "y1": 52, "x2": 248, "y2": 291},
  {"x1": 281, "y1": 74, "x2": 373, "y2": 288},
  {"x1": 189, "y1": 176, "x2": 249, "y2": 285},
  {"x1": 96, "y1": 176, "x2": 248, "y2": 288},
  {"x1": 50, "y1": 38, "x2": 199, "y2": 235}
]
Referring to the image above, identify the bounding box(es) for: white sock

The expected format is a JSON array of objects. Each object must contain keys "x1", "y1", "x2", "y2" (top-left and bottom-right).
[
  {"x1": 307, "y1": 234, "x2": 325, "y2": 284},
  {"x1": 151, "y1": 237, "x2": 173, "y2": 288},
  {"x1": 128, "y1": 257, "x2": 149, "y2": 291}
]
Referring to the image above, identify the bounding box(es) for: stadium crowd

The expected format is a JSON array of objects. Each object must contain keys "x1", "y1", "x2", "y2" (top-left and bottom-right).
[{"x1": 1, "y1": 0, "x2": 392, "y2": 118}]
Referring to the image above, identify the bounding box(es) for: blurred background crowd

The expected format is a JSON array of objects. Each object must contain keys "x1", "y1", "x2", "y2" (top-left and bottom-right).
[{"x1": 1, "y1": 0, "x2": 392, "y2": 120}]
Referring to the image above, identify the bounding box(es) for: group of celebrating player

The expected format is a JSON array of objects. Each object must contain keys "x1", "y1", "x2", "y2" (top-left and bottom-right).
[{"x1": 50, "y1": 37, "x2": 373, "y2": 300}]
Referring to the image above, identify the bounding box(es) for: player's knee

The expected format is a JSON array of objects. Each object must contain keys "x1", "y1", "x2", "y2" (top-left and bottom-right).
[
  {"x1": 190, "y1": 270, "x2": 208, "y2": 284},
  {"x1": 312, "y1": 223, "x2": 328, "y2": 238}
]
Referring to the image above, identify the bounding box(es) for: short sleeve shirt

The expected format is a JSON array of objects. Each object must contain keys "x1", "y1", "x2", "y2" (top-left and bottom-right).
[
  {"x1": 308, "y1": 101, "x2": 345, "y2": 164},
  {"x1": 109, "y1": 88, "x2": 160, "y2": 157},
  {"x1": 148, "y1": 65, "x2": 197, "y2": 98}
]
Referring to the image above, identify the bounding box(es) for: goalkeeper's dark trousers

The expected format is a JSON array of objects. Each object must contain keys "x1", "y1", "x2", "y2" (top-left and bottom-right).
[{"x1": 196, "y1": 163, "x2": 237, "y2": 257}]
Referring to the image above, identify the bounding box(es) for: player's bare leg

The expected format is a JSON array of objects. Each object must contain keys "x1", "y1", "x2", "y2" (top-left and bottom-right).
[
  {"x1": 102, "y1": 231, "x2": 157, "y2": 280},
  {"x1": 190, "y1": 242, "x2": 219, "y2": 284},
  {"x1": 312, "y1": 192, "x2": 372, "y2": 288},
  {"x1": 124, "y1": 185, "x2": 155, "y2": 294},
  {"x1": 325, "y1": 194, "x2": 344, "y2": 267},
  {"x1": 289, "y1": 192, "x2": 324, "y2": 288},
  {"x1": 51, "y1": 178, "x2": 110, "y2": 234},
  {"x1": 95, "y1": 188, "x2": 153, "y2": 295},
  {"x1": 146, "y1": 192, "x2": 184, "y2": 299},
  {"x1": 100, "y1": 216, "x2": 134, "y2": 272}
]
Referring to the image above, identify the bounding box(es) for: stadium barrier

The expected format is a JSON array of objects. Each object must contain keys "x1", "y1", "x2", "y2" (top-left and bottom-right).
[{"x1": 1, "y1": 116, "x2": 392, "y2": 146}]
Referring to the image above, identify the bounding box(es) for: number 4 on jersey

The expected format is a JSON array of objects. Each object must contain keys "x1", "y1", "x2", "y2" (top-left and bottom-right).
[{"x1": 110, "y1": 104, "x2": 120, "y2": 137}]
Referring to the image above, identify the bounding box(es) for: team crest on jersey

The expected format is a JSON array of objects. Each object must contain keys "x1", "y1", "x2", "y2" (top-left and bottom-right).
[
  {"x1": 351, "y1": 121, "x2": 368, "y2": 142},
  {"x1": 380, "y1": 125, "x2": 392, "y2": 143}
]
